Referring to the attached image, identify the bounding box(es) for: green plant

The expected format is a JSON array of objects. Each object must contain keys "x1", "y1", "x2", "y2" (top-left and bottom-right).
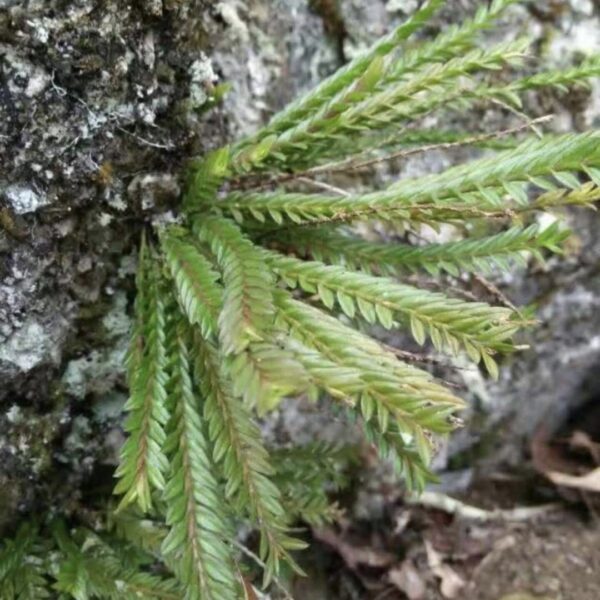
[{"x1": 2, "y1": 0, "x2": 599, "y2": 597}]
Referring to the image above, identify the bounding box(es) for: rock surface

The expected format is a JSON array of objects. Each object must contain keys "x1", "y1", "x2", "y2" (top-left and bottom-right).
[{"x1": 0, "y1": 0, "x2": 599, "y2": 529}]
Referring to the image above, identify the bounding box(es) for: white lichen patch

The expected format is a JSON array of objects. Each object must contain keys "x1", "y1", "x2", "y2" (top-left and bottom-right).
[
  {"x1": 151, "y1": 209, "x2": 182, "y2": 228},
  {"x1": 569, "y1": 0, "x2": 594, "y2": 16},
  {"x1": 98, "y1": 212, "x2": 113, "y2": 227},
  {"x1": 548, "y1": 19, "x2": 600, "y2": 59},
  {"x1": 217, "y1": 1, "x2": 249, "y2": 42},
  {"x1": 188, "y1": 54, "x2": 219, "y2": 109},
  {"x1": 106, "y1": 193, "x2": 127, "y2": 212},
  {"x1": 117, "y1": 254, "x2": 137, "y2": 279},
  {"x1": 126, "y1": 173, "x2": 180, "y2": 211},
  {"x1": 61, "y1": 292, "x2": 130, "y2": 399},
  {"x1": 4, "y1": 46, "x2": 50, "y2": 97},
  {"x1": 102, "y1": 292, "x2": 131, "y2": 339},
  {"x1": 0, "y1": 319, "x2": 58, "y2": 372},
  {"x1": 4, "y1": 183, "x2": 50, "y2": 214},
  {"x1": 386, "y1": 0, "x2": 419, "y2": 13},
  {"x1": 61, "y1": 347, "x2": 127, "y2": 399},
  {"x1": 6, "y1": 405, "x2": 22, "y2": 424},
  {"x1": 25, "y1": 67, "x2": 51, "y2": 97}
]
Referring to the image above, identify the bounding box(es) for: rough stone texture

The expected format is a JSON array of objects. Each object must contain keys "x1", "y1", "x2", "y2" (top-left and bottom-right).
[
  {"x1": 0, "y1": 0, "x2": 338, "y2": 529},
  {"x1": 0, "y1": 0, "x2": 599, "y2": 530}
]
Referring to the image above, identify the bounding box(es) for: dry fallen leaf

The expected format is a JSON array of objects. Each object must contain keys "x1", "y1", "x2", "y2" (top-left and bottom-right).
[
  {"x1": 569, "y1": 430, "x2": 600, "y2": 465},
  {"x1": 388, "y1": 560, "x2": 426, "y2": 600},
  {"x1": 545, "y1": 467, "x2": 600, "y2": 493},
  {"x1": 531, "y1": 427, "x2": 600, "y2": 494},
  {"x1": 531, "y1": 427, "x2": 581, "y2": 475},
  {"x1": 425, "y1": 540, "x2": 465, "y2": 599}
]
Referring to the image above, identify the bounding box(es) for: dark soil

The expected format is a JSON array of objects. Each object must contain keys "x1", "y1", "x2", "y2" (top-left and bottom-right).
[{"x1": 291, "y1": 480, "x2": 600, "y2": 600}]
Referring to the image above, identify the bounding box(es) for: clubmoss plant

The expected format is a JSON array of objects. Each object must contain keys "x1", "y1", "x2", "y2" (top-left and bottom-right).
[{"x1": 1, "y1": 0, "x2": 599, "y2": 597}]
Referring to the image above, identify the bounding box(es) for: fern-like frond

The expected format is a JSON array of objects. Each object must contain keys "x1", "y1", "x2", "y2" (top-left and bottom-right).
[
  {"x1": 240, "y1": 37, "x2": 530, "y2": 171},
  {"x1": 271, "y1": 443, "x2": 349, "y2": 526},
  {"x1": 366, "y1": 181, "x2": 600, "y2": 226},
  {"x1": 274, "y1": 222, "x2": 569, "y2": 276},
  {"x1": 94, "y1": 2, "x2": 600, "y2": 595},
  {"x1": 307, "y1": 59, "x2": 600, "y2": 163},
  {"x1": 227, "y1": 340, "x2": 310, "y2": 413},
  {"x1": 220, "y1": 132, "x2": 600, "y2": 226},
  {"x1": 109, "y1": 510, "x2": 167, "y2": 557},
  {"x1": 229, "y1": 0, "x2": 526, "y2": 173},
  {"x1": 230, "y1": 0, "x2": 445, "y2": 171},
  {"x1": 422, "y1": 58, "x2": 600, "y2": 122},
  {"x1": 498, "y1": 53, "x2": 600, "y2": 99},
  {"x1": 0, "y1": 524, "x2": 50, "y2": 600},
  {"x1": 281, "y1": 333, "x2": 365, "y2": 402},
  {"x1": 390, "y1": 130, "x2": 600, "y2": 197},
  {"x1": 194, "y1": 216, "x2": 275, "y2": 354},
  {"x1": 162, "y1": 321, "x2": 240, "y2": 599},
  {"x1": 195, "y1": 335, "x2": 306, "y2": 582},
  {"x1": 274, "y1": 290, "x2": 463, "y2": 426},
  {"x1": 114, "y1": 237, "x2": 170, "y2": 513},
  {"x1": 361, "y1": 416, "x2": 438, "y2": 492},
  {"x1": 274, "y1": 292, "x2": 460, "y2": 482},
  {"x1": 386, "y1": 0, "x2": 520, "y2": 83},
  {"x1": 161, "y1": 230, "x2": 223, "y2": 339},
  {"x1": 52, "y1": 522, "x2": 180, "y2": 600},
  {"x1": 184, "y1": 147, "x2": 230, "y2": 208},
  {"x1": 265, "y1": 250, "x2": 521, "y2": 367}
]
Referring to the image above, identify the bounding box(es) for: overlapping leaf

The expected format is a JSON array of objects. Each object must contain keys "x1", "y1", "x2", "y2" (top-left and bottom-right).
[{"x1": 114, "y1": 238, "x2": 170, "y2": 513}]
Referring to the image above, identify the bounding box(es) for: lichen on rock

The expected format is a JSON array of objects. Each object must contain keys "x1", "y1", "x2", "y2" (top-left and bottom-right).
[{"x1": 1, "y1": 0, "x2": 599, "y2": 537}]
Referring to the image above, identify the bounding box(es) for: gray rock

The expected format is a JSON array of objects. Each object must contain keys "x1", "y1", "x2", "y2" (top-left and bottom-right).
[
  {"x1": 0, "y1": 0, "x2": 342, "y2": 526},
  {"x1": 0, "y1": 318, "x2": 60, "y2": 372},
  {"x1": 4, "y1": 183, "x2": 49, "y2": 214},
  {"x1": 0, "y1": 0, "x2": 599, "y2": 531}
]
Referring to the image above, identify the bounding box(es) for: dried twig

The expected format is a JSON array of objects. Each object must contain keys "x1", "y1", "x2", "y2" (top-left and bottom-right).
[
  {"x1": 471, "y1": 273, "x2": 519, "y2": 311},
  {"x1": 232, "y1": 540, "x2": 295, "y2": 600},
  {"x1": 406, "y1": 490, "x2": 562, "y2": 522},
  {"x1": 231, "y1": 116, "x2": 553, "y2": 191},
  {"x1": 296, "y1": 176, "x2": 351, "y2": 197},
  {"x1": 305, "y1": 115, "x2": 553, "y2": 176}
]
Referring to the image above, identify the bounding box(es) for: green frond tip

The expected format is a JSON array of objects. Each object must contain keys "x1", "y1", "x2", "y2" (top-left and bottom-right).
[
  {"x1": 508, "y1": 54, "x2": 600, "y2": 96},
  {"x1": 228, "y1": 0, "x2": 528, "y2": 173},
  {"x1": 195, "y1": 335, "x2": 307, "y2": 584},
  {"x1": 387, "y1": 0, "x2": 521, "y2": 83},
  {"x1": 161, "y1": 229, "x2": 223, "y2": 339},
  {"x1": 184, "y1": 146, "x2": 230, "y2": 208},
  {"x1": 271, "y1": 443, "x2": 349, "y2": 525},
  {"x1": 226, "y1": 340, "x2": 311, "y2": 413},
  {"x1": 234, "y1": 35, "x2": 532, "y2": 171},
  {"x1": 114, "y1": 237, "x2": 170, "y2": 513},
  {"x1": 275, "y1": 222, "x2": 570, "y2": 276},
  {"x1": 220, "y1": 132, "x2": 600, "y2": 226},
  {"x1": 109, "y1": 510, "x2": 167, "y2": 556},
  {"x1": 274, "y1": 290, "x2": 465, "y2": 430},
  {"x1": 0, "y1": 523, "x2": 50, "y2": 599},
  {"x1": 361, "y1": 416, "x2": 438, "y2": 493},
  {"x1": 162, "y1": 321, "x2": 241, "y2": 600},
  {"x1": 194, "y1": 215, "x2": 276, "y2": 354},
  {"x1": 320, "y1": 37, "x2": 530, "y2": 160},
  {"x1": 230, "y1": 0, "x2": 446, "y2": 170},
  {"x1": 264, "y1": 249, "x2": 522, "y2": 368}
]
